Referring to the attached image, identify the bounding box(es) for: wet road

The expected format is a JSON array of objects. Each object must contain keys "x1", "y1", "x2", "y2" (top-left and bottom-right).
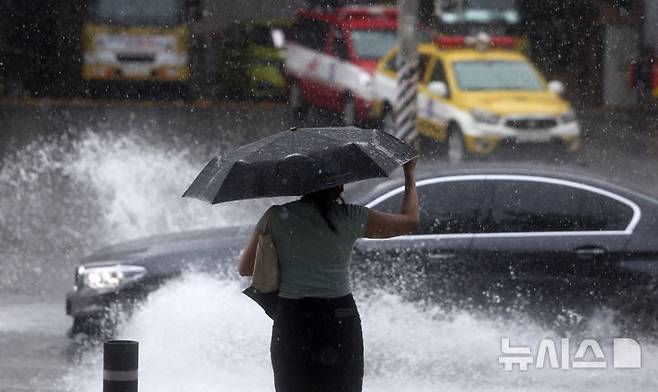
[{"x1": 1, "y1": 98, "x2": 658, "y2": 391}]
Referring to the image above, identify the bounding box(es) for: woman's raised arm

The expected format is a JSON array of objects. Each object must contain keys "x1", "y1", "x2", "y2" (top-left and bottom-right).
[{"x1": 365, "y1": 158, "x2": 419, "y2": 239}]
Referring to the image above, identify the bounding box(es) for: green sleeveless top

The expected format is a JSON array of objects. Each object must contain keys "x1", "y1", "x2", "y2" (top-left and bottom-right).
[{"x1": 256, "y1": 200, "x2": 369, "y2": 299}]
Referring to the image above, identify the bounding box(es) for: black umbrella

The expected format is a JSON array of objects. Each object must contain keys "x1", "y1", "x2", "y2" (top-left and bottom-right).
[{"x1": 182, "y1": 126, "x2": 417, "y2": 203}]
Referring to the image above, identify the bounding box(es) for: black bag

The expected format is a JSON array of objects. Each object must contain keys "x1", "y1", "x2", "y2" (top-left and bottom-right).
[{"x1": 242, "y1": 286, "x2": 279, "y2": 319}]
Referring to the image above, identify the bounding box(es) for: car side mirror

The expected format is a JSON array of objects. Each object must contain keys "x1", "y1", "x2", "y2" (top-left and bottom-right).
[
  {"x1": 548, "y1": 80, "x2": 565, "y2": 95},
  {"x1": 428, "y1": 81, "x2": 448, "y2": 97}
]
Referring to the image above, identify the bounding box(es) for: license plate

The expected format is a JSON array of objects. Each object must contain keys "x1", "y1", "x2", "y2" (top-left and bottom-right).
[
  {"x1": 122, "y1": 65, "x2": 151, "y2": 77},
  {"x1": 515, "y1": 133, "x2": 551, "y2": 143}
]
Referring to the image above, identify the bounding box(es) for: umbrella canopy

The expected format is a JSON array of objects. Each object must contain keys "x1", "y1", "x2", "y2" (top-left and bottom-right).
[{"x1": 182, "y1": 126, "x2": 417, "y2": 204}]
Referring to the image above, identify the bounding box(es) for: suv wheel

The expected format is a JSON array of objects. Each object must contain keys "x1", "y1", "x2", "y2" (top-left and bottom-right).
[
  {"x1": 413, "y1": 133, "x2": 440, "y2": 158},
  {"x1": 447, "y1": 124, "x2": 467, "y2": 164}
]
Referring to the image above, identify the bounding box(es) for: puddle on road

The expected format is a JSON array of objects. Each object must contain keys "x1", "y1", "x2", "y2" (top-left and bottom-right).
[{"x1": 0, "y1": 301, "x2": 70, "y2": 334}]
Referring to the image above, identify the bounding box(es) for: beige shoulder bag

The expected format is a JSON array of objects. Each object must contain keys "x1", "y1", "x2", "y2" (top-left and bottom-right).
[{"x1": 251, "y1": 208, "x2": 280, "y2": 293}]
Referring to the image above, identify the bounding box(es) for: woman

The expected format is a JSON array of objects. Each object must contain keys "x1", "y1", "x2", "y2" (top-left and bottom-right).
[{"x1": 238, "y1": 158, "x2": 419, "y2": 392}]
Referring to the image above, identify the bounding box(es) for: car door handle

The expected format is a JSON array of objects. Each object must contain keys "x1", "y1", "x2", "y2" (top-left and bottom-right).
[{"x1": 574, "y1": 246, "x2": 606, "y2": 257}]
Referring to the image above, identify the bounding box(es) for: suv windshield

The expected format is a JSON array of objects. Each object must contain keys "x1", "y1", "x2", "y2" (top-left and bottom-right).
[
  {"x1": 89, "y1": 0, "x2": 183, "y2": 26},
  {"x1": 463, "y1": 0, "x2": 515, "y2": 11},
  {"x1": 350, "y1": 29, "x2": 397, "y2": 60},
  {"x1": 452, "y1": 60, "x2": 544, "y2": 91},
  {"x1": 438, "y1": 0, "x2": 519, "y2": 25}
]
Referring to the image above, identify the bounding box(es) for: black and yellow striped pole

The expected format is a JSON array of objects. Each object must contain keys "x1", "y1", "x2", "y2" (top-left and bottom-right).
[
  {"x1": 395, "y1": 0, "x2": 419, "y2": 143},
  {"x1": 103, "y1": 340, "x2": 138, "y2": 392}
]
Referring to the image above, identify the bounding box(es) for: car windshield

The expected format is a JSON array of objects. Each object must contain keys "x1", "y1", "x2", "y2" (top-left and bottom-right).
[
  {"x1": 350, "y1": 29, "x2": 398, "y2": 60},
  {"x1": 89, "y1": 0, "x2": 183, "y2": 25},
  {"x1": 452, "y1": 60, "x2": 544, "y2": 91}
]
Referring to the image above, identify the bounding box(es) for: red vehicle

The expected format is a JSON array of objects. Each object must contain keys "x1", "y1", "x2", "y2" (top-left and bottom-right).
[{"x1": 285, "y1": 6, "x2": 398, "y2": 126}]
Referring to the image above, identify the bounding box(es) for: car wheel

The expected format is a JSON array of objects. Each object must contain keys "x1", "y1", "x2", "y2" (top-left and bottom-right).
[
  {"x1": 342, "y1": 95, "x2": 357, "y2": 127},
  {"x1": 288, "y1": 80, "x2": 307, "y2": 122},
  {"x1": 381, "y1": 106, "x2": 395, "y2": 135},
  {"x1": 69, "y1": 316, "x2": 101, "y2": 337},
  {"x1": 69, "y1": 315, "x2": 117, "y2": 338},
  {"x1": 447, "y1": 124, "x2": 467, "y2": 164},
  {"x1": 558, "y1": 137, "x2": 583, "y2": 164}
]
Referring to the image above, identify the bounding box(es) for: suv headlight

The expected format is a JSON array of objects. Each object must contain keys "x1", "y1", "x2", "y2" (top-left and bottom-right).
[
  {"x1": 560, "y1": 109, "x2": 577, "y2": 124},
  {"x1": 471, "y1": 109, "x2": 501, "y2": 125},
  {"x1": 77, "y1": 264, "x2": 147, "y2": 290}
]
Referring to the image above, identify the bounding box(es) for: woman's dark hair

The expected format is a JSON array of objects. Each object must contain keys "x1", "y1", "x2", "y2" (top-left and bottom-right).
[{"x1": 301, "y1": 186, "x2": 344, "y2": 233}]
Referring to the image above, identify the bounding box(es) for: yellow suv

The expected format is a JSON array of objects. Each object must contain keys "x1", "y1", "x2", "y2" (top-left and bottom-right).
[{"x1": 372, "y1": 36, "x2": 581, "y2": 161}]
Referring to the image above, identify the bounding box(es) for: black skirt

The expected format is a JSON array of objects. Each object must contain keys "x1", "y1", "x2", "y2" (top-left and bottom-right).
[{"x1": 271, "y1": 294, "x2": 364, "y2": 392}]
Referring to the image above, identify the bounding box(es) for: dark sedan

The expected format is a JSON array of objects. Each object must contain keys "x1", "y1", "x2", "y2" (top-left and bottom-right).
[{"x1": 66, "y1": 166, "x2": 658, "y2": 335}]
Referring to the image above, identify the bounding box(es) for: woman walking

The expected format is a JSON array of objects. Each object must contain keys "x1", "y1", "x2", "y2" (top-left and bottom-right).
[{"x1": 238, "y1": 158, "x2": 419, "y2": 392}]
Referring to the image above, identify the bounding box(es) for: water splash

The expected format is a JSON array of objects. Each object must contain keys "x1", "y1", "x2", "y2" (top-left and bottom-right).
[
  {"x1": 61, "y1": 273, "x2": 658, "y2": 392},
  {"x1": 0, "y1": 130, "x2": 272, "y2": 294},
  {"x1": 5, "y1": 121, "x2": 658, "y2": 391},
  {"x1": 64, "y1": 130, "x2": 261, "y2": 239}
]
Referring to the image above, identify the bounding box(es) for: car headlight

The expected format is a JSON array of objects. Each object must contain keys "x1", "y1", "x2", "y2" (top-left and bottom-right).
[
  {"x1": 471, "y1": 109, "x2": 501, "y2": 125},
  {"x1": 77, "y1": 264, "x2": 147, "y2": 290},
  {"x1": 560, "y1": 109, "x2": 577, "y2": 124}
]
